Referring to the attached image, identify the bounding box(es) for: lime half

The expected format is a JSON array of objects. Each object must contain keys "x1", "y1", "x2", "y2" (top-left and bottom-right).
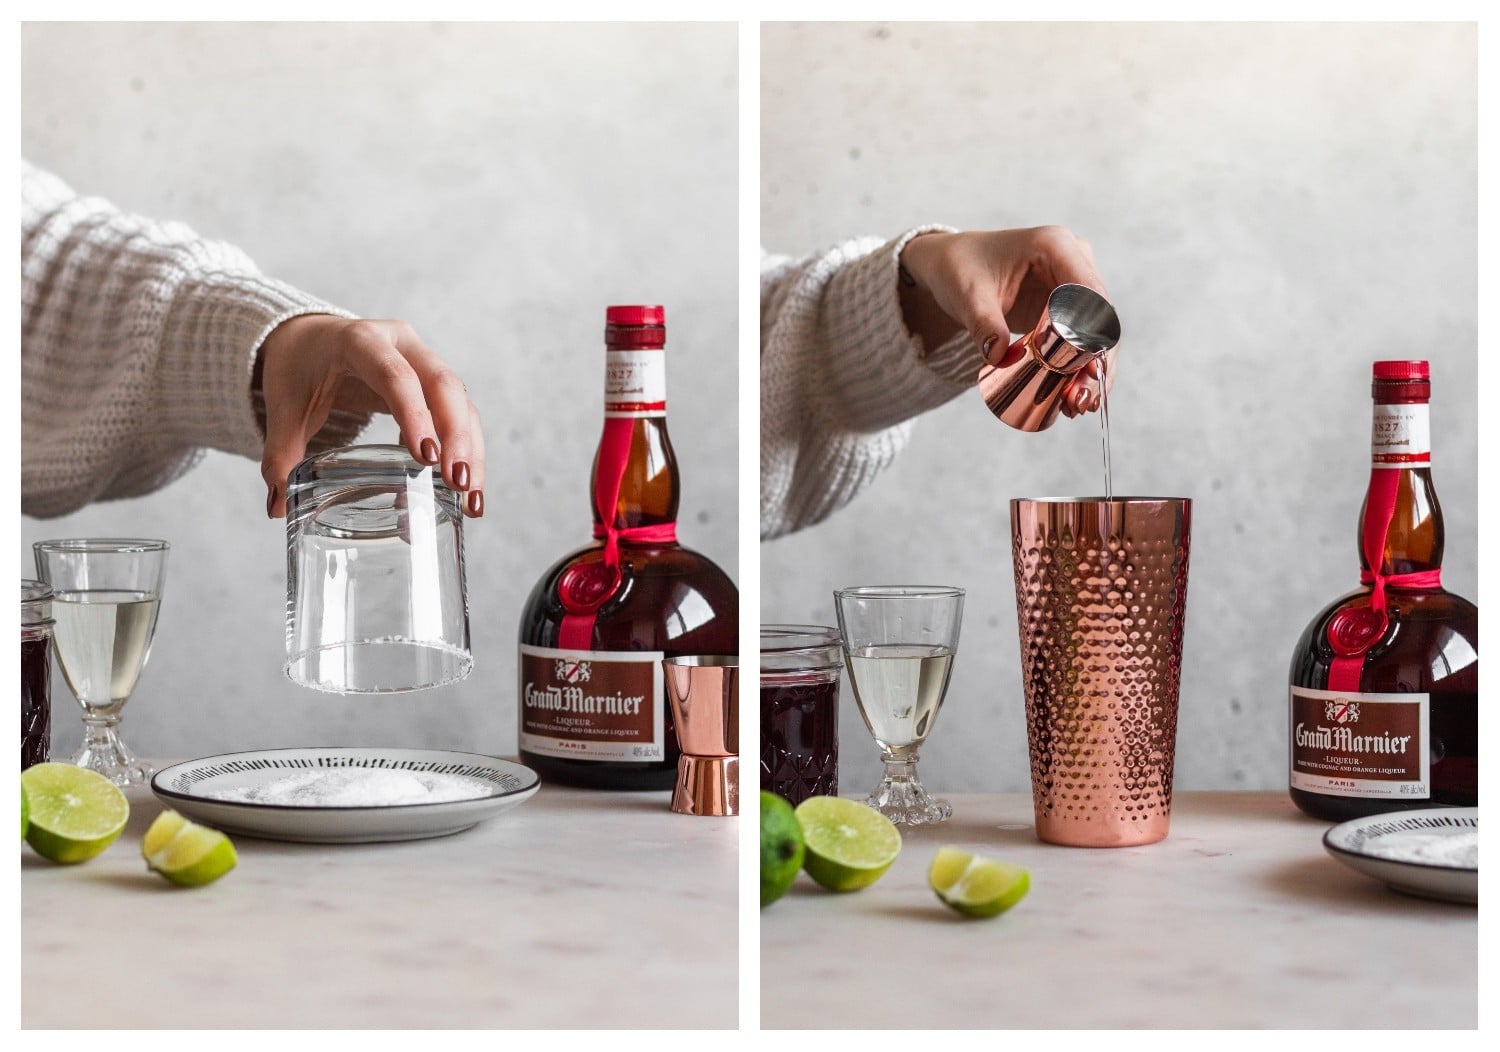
[
  {"x1": 794, "y1": 796, "x2": 901, "y2": 892},
  {"x1": 760, "y1": 791, "x2": 806, "y2": 908},
  {"x1": 20, "y1": 763, "x2": 130, "y2": 864},
  {"x1": 143, "y1": 809, "x2": 238, "y2": 887},
  {"x1": 928, "y1": 846, "x2": 1030, "y2": 918}
]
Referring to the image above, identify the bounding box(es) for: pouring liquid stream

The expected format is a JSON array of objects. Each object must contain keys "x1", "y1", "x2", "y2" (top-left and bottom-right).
[
  {"x1": 1098, "y1": 355, "x2": 1113, "y2": 501},
  {"x1": 1057, "y1": 316, "x2": 1115, "y2": 502}
]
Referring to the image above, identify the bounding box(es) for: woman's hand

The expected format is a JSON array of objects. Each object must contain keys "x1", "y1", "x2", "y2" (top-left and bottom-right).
[
  {"x1": 898, "y1": 226, "x2": 1114, "y2": 417},
  {"x1": 256, "y1": 315, "x2": 485, "y2": 518}
]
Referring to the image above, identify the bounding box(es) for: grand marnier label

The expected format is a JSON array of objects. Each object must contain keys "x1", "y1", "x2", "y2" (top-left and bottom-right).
[
  {"x1": 1289, "y1": 686, "x2": 1429, "y2": 799},
  {"x1": 519, "y1": 644, "x2": 664, "y2": 762}
]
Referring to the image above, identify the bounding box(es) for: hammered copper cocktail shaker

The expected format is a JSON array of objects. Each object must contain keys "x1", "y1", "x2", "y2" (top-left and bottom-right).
[
  {"x1": 979, "y1": 283, "x2": 1120, "y2": 431},
  {"x1": 1011, "y1": 497, "x2": 1191, "y2": 847}
]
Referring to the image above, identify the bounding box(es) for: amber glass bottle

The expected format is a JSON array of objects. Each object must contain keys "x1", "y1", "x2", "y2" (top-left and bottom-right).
[
  {"x1": 1288, "y1": 361, "x2": 1478, "y2": 821},
  {"x1": 517, "y1": 306, "x2": 738, "y2": 790}
]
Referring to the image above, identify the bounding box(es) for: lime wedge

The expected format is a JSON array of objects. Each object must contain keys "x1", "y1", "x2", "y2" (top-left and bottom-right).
[
  {"x1": 21, "y1": 781, "x2": 30, "y2": 840},
  {"x1": 20, "y1": 763, "x2": 130, "y2": 863},
  {"x1": 794, "y1": 796, "x2": 901, "y2": 892},
  {"x1": 142, "y1": 807, "x2": 189, "y2": 856},
  {"x1": 928, "y1": 846, "x2": 1030, "y2": 918},
  {"x1": 143, "y1": 810, "x2": 238, "y2": 887},
  {"x1": 760, "y1": 791, "x2": 806, "y2": 907}
]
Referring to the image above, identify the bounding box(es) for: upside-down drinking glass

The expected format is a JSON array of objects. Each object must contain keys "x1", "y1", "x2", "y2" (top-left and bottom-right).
[{"x1": 284, "y1": 445, "x2": 471, "y2": 693}]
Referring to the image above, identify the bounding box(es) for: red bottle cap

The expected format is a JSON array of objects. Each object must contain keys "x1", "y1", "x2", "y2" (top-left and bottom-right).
[
  {"x1": 605, "y1": 305, "x2": 665, "y2": 327},
  {"x1": 1372, "y1": 360, "x2": 1429, "y2": 381}
]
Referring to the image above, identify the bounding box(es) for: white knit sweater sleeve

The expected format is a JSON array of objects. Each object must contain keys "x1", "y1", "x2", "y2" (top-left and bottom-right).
[
  {"x1": 760, "y1": 227, "x2": 986, "y2": 540},
  {"x1": 21, "y1": 160, "x2": 370, "y2": 519}
]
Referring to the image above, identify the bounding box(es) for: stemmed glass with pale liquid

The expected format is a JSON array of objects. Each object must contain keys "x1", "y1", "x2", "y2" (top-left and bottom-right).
[
  {"x1": 834, "y1": 585, "x2": 964, "y2": 826},
  {"x1": 34, "y1": 539, "x2": 168, "y2": 786}
]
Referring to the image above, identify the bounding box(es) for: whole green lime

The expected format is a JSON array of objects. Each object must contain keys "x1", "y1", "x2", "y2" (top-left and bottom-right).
[{"x1": 760, "y1": 791, "x2": 805, "y2": 907}]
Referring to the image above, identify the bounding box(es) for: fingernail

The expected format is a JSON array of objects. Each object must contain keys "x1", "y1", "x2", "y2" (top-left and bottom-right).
[
  {"x1": 981, "y1": 334, "x2": 1000, "y2": 362},
  {"x1": 453, "y1": 461, "x2": 470, "y2": 490},
  {"x1": 266, "y1": 485, "x2": 278, "y2": 519},
  {"x1": 467, "y1": 490, "x2": 484, "y2": 517},
  {"x1": 420, "y1": 437, "x2": 440, "y2": 465}
]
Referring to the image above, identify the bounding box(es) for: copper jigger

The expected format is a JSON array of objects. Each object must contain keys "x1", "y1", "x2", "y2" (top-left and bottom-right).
[
  {"x1": 1011, "y1": 497, "x2": 1191, "y2": 847},
  {"x1": 979, "y1": 284, "x2": 1120, "y2": 431},
  {"x1": 663, "y1": 655, "x2": 739, "y2": 816}
]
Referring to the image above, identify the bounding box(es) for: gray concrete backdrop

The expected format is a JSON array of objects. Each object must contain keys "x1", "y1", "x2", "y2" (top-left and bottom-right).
[
  {"x1": 761, "y1": 22, "x2": 1478, "y2": 794},
  {"x1": 21, "y1": 22, "x2": 739, "y2": 761}
]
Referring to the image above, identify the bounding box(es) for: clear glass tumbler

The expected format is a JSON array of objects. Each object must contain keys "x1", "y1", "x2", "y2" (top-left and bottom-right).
[{"x1": 284, "y1": 444, "x2": 471, "y2": 693}]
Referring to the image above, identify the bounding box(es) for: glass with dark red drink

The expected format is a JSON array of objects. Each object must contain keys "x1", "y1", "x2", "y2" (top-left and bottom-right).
[
  {"x1": 21, "y1": 580, "x2": 54, "y2": 770},
  {"x1": 760, "y1": 625, "x2": 842, "y2": 807}
]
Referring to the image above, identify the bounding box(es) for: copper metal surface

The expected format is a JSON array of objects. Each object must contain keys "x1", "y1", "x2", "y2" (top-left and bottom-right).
[
  {"x1": 664, "y1": 655, "x2": 739, "y2": 816},
  {"x1": 672, "y1": 756, "x2": 739, "y2": 817},
  {"x1": 1010, "y1": 498, "x2": 1191, "y2": 846},
  {"x1": 979, "y1": 283, "x2": 1120, "y2": 431}
]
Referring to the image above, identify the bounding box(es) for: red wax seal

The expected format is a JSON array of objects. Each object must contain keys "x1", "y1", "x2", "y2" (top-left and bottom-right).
[
  {"x1": 1327, "y1": 606, "x2": 1388, "y2": 657},
  {"x1": 558, "y1": 562, "x2": 622, "y2": 615}
]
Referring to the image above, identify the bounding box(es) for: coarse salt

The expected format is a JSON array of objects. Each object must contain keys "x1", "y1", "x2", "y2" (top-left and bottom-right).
[
  {"x1": 1361, "y1": 828, "x2": 1478, "y2": 869},
  {"x1": 204, "y1": 768, "x2": 496, "y2": 807}
]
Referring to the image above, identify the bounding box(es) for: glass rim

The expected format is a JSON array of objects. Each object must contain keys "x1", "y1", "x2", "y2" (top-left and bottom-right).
[
  {"x1": 284, "y1": 639, "x2": 473, "y2": 694},
  {"x1": 21, "y1": 578, "x2": 52, "y2": 601},
  {"x1": 833, "y1": 585, "x2": 965, "y2": 600},
  {"x1": 662, "y1": 654, "x2": 739, "y2": 668},
  {"x1": 760, "y1": 624, "x2": 840, "y2": 649},
  {"x1": 1009, "y1": 496, "x2": 1190, "y2": 506},
  {"x1": 33, "y1": 537, "x2": 171, "y2": 554},
  {"x1": 21, "y1": 578, "x2": 53, "y2": 626}
]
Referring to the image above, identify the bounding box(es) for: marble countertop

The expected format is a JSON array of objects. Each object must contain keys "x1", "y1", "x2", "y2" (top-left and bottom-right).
[
  {"x1": 22, "y1": 766, "x2": 739, "y2": 1029},
  {"x1": 760, "y1": 792, "x2": 1476, "y2": 1030}
]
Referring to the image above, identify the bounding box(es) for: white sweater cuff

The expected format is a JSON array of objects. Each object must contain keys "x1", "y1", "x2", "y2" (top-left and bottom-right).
[
  {"x1": 161, "y1": 272, "x2": 366, "y2": 459},
  {"x1": 819, "y1": 225, "x2": 985, "y2": 433}
]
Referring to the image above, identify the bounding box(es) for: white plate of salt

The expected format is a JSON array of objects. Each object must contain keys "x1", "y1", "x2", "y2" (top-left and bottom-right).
[
  {"x1": 151, "y1": 748, "x2": 540, "y2": 844},
  {"x1": 1323, "y1": 807, "x2": 1477, "y2": 905}
]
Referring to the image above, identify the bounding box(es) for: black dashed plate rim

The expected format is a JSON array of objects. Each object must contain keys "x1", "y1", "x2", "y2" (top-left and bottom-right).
[
  {"x1": 148, "y1": 748, "x2": 541, "y2": 843},
  {"x1": 1321, "y1": 807, "x2": 1477, "y2": 905}
]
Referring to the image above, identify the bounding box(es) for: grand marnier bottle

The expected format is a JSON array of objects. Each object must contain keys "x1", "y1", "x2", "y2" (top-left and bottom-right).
[
  {"x1": 517, "y1": 306, "x2": 738, "y2": 789},
  {"x1": 1288, "y1": 361, "x2": 1478, "y2": 821}
]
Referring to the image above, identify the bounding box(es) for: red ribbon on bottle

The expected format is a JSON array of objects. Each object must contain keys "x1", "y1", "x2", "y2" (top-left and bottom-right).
[
  {"x1": 558, "y1": 417, "x2": 677, "y2": 651},
  {"x1": 1326, "y1": 469, "x2": 1441, "y2": 691}
]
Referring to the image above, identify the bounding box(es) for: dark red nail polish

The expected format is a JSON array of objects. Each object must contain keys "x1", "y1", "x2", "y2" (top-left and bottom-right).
[
  {"x1": 266, "y1": 485, "x2": 278, "y2": 519},
  {"x1": 468, "y1": 490, "x2": 484, "y2": 517},
  {"x1": 453, "y1": 461, "x2": 470, "y2": 490},
  {"x1": 420, "y1": 438, "x2": 440, "y2": 465}
]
